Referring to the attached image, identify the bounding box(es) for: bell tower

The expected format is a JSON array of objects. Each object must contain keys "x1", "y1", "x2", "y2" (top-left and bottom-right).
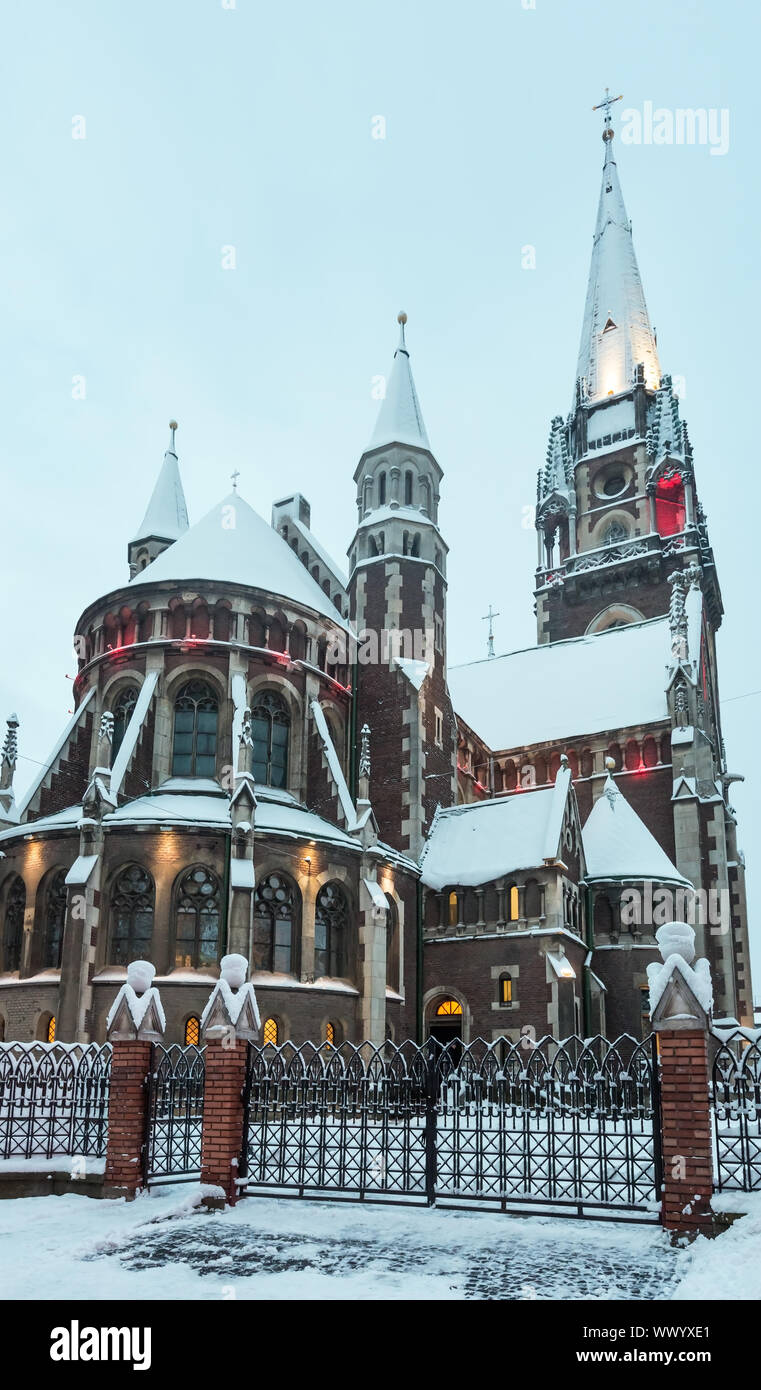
[
  {"x1": 534, "y1": 99, "x2": 722, "y2": 647},
  {"x1": 347, "y1": 315, "x2": 456, "y2": 856}
]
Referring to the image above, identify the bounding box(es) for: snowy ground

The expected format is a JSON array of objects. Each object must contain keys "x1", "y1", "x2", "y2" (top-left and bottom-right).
[{"x1": 0, "y1": 1184, "x2": 759, "y2": 1301}]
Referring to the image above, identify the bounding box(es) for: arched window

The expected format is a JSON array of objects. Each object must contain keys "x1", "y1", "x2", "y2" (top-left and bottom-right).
[
  {"x1": 111, "y1": 686, "x2": 139, "y2": 766},
  {"x1": 249, "y1": 610, "x2": 266, "y2": 648},
  {"x1": 314, "y1": 881, "x2": 348, "y2": 978},
  {"x1": 325, "y1": 1021, "x2": 335, "y2": 1047},
  {"x1": 386, "y1": 895, "x2": 400, "y2": 991},
  {"x1": 251, "y1": 691, "x2": 289, "y2": 788},
  {"x1": 172, "y1": 680, "x2": 218, "y2": 777},
  {"x1": 254, "y1": 874, "x2": 298, "y2": 974},
  {"x1": 379, "y1": 472, "x2": 387, "y2": 505},
  {"x1": 262, "y1": 1016, "x2": 279, "y2": 1046},
  {"x1": 3, "y1": 876, "x2": 25, "y2": 972},
  {"x1": 43, "y1": 870, "x2": 67, "y2": 969},
  {"x1": 603, "y1": 520, "x2": 628, "y2": 547},
  {"x1": 498, "y1": 973, "x2": 512, "y2": 1006},
  {"x1": 109, "y1": 865, "x2": 154, "y2": 965},
  {"x1": 525, "y1": 879, "x2": 542, "y2": 918},
  {"x1": 507, "y1": 884, "x2": 519, "y2": 922},
  {"x1": 404, "y1": 470, "x2": 413, "y2": 506},
  {"x1": 436, "y1": 999, "x2": 462, "y2": 1016},
  {"x1": 174, "y1": 866, "x2": 222, "y2": 969},
  {"x1": 46, "y1": 1016, "x2": 56, "y2": 1043},
  {"x1": 36, "y1": 1013, "x2": 56, "y2": 1042},
  {"x1": 448, "y1": 891, "x2": 458, "y2": 927},
  {"x1": 185, "y1": 1016, "x2": 201, "y2": 1046},
  {"x1": 655, "y1": 473, "x2": 686, "y2": 537}
]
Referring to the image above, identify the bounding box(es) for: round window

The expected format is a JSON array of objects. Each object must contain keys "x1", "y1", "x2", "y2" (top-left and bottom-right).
[
  {"x1": 593, "y1": 464, "x2": 632, "y2": 500},
  {"x1": 603, "y1": 474, "x2": 625, "y2": 496}
]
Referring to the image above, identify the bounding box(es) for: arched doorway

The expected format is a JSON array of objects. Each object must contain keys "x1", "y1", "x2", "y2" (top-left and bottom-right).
[{"x1": 427, "y1": 996, "x2": 464, "y2": 1045}]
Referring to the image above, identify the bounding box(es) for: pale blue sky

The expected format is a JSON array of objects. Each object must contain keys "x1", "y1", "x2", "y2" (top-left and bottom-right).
[{"x1": 1, "y1": 0, "x2": 758, "y2": 983}]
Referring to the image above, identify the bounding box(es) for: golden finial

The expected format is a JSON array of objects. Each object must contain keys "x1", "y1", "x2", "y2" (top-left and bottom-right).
[{"x1": 397, "y1": 311, "x2": 407, "y2": 325}]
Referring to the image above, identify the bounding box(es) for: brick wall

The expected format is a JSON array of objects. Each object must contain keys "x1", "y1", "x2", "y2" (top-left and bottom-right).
[{"x1": 103, "y1": 1039, "x2": 152, "y2": 1194}]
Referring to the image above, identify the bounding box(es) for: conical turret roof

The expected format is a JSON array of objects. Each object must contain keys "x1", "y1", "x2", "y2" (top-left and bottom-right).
[
  {"x1": 131, "y1": 424, "x2": 189, "y2": 543},
  {"x1": 367, "y1": 315, "x2": 430, "y2": 452}
]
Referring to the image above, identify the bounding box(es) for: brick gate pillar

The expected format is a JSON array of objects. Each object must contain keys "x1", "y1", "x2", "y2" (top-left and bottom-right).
[
  {"x1": 199, "y1": 954, "x2": 261, "y2": 1208},
  {"x1": 103, "y1": 961, "x2": 165, "y2": 1199},
  {"x1": 650, "y1": 923, "x2": 714, "y2": 1237}
]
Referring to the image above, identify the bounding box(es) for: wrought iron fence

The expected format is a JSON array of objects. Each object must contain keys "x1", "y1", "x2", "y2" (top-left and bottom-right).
[
  {"x1": 144, "y1": 1043, "x2": 205, "y2": 1183},
  {"x1": 0, "y1": 1042, "x2": 111, "y2": 1160},
  {"x1": 711, "y1": 1028, "x2": 761, "y2": 1191},
  {"x1": 240, "y1": 1033, "x2": 660, "y2": 1218}
]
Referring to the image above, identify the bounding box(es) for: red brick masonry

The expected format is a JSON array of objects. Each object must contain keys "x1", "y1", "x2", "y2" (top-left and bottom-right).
[
  {"x1": 103, "y1": 1039, "x2": 152, "y2": 1196},
  {"x1": 200, "y1": 1038, "x2": 248, "y2": 1205},
  {"x1": 658, "y1": 1029, "x2": 714, "y2": 1233}
]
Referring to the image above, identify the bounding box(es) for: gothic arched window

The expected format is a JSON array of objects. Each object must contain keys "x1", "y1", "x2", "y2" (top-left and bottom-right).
[
  {"x1": 3, "y1": 876, "x2": 25, "y2": 972},
  {"x1": 251, "y1": 692, "x2": 289, "y2": 789},
  {"x1": 174, "y1": 866, "x2": 222, "y2": 969},
  {"x1": 262, "y1": 1016, "x2": 279, "y2": 1046},
  {"x1": 253, "y1": 874, "x2": 299, "y2": 974},
  {"x1": 172, "y1": 680, "x2": 218, "y2": 777},
  {"x1": 314, "y1": 881, "x2": 348, "y2": 978},
  {"x1": 386, "y1": 895, "x2": 400, "y2": 992},
  {"x1": 43, "y1": 870, "x2": 67, "y2": 969},
  {"x1": 111, "y1": 686, "x2": 139, "y2": 766},
  {"x1": 185, "y1": 1016, "x2": 201, "y2": 1045},
  {"x1": 109, "y1": 865, "x2": 154, "y2": 965},
  {"x1": 603, "y1": 520, "x2": 628, "y2": 547},
  {"x1": 404, "y1": 470, "x2": 413, "y2": 506},
  {"x1": 379, "y1": 472, "x2": 387, "y2": 505}
]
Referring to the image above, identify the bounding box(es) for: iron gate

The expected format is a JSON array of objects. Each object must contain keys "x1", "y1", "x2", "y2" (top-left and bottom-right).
[
  {"x1": 0, "y1": 1042, "x2": 111, "y2": 1160},
  {"x1": 240, "y1": 1034, "x2": 660, "y2": 1219},
  {"x1": 144, "y1": 1043, "x2": 206, "y2": 1183},
  {"x1": 711, "y1": 1029, "x2": 761, "y2": 1191}
]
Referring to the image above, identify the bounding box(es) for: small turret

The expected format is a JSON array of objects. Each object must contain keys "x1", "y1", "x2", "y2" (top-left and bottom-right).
[{"x1": 128, "y1": 421, "x2": 189, "y2": 577}]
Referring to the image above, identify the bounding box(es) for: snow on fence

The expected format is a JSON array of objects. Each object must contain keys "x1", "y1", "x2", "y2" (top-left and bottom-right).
[
  {"x1": 0, "y1": 1042, "x2": 111, "y2": 1160},
  {"x1": 240, "y1": 1034, "x2": 660, "y2": 1216},
  {"x1": 710, "y1": 1027, "x2": 761, "y2": 1192}
]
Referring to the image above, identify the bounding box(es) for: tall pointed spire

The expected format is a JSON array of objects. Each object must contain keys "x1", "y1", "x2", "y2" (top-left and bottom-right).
[
  {"x1": 367, "y1": 313, "x2": 430, "y2": 452},
  {"x1": 128, "y1": 422, "x2": 190, "y2": 575},
  {"x1": 575, "y1": 105, "x2": 660, "y2": 403}
]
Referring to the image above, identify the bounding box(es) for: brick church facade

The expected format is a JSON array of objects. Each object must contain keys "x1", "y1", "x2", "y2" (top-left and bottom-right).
[{"x1": 0, "y1": 115, "x2": 753, "y2": 1048}]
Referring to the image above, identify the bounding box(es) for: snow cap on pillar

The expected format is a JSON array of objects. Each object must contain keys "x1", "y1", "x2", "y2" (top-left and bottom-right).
[
  {"x1": 647, "y1": 923, "x2": 713, "y2": 1031},
  {"x1": 201, "y1": 954, "x2": 261, "y2": 1041},
  {"x1": 367, "y1": 312, "x2": 431, "y2": 452},
  {"x1": 106, "y1": 959, "x2": 166, "y2": 1041}
]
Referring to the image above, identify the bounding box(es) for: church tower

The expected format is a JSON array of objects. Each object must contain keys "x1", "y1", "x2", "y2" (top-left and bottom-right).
[
  {"x1": 348, "y1": 315, "x2": 457, "y2": 856},
  {"x1": 534, "y1": 101, "x2": 722, "y2": 647}
]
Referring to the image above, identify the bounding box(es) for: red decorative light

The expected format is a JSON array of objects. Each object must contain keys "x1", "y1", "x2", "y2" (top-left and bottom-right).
[{"x1": 655, "y1": 473, "x2": 686, "y2": 537}]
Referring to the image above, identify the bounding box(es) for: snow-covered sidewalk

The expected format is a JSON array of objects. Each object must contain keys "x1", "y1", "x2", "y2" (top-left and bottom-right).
[{"x1": 0, "y1": 1185, "x2": 759, "y2": 1300}]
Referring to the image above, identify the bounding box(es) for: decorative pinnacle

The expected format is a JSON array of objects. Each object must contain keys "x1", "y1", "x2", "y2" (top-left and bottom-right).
[
  {"x1": 1, "y1": 714, "x2": 19, "y2": 771},
  {"x1": 397, "y1": 311, "x2": 408, "y2": 351},
  {"x1": 359, "y1": 723, "x2": 371, "y2": 779},
  {"x1": 169, "y1": 420, "x2": 178, "y2": 451},
  {"x1": 592, "y1": 87, "x2": 623, "y2": 138}
]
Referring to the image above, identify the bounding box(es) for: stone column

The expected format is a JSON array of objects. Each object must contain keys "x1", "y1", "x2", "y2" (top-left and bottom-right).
[
  {"x1": 103, "y1": 961, "x2": 165, "y2": 1199},
  {"x1": 650, "y1": 923, "x2": 715, "y2": 1237},
  {"x1": 200, "y1": 954, "x2": 260, "y2": 1207}
]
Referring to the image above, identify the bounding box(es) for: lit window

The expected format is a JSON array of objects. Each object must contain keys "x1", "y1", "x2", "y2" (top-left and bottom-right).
[
  {"x1": 263, "y1": 1017, "x2": 278, "y2": 1046},
  {"x1": 448, "y1": 891, "x2": 458, "y2": 927},
  {"x1": 436, "y1": 999, "x2": 463, "y2": 1016},
  {"x1": 185, "y1": 1016, "x2": 200, "y2": 1046},
  {"x1": 499, "y1": 973, "x2": 512, "y2": 1006},
  {"x1": 325, "y1": 1021, "x2": 335, "y2": 1047},
  {"x1": 47, "y1": 1016, "x2": 56, "y2": 1043},
  {"x1": 507, "y1": 884, "x2": 519, "y2": 921}
]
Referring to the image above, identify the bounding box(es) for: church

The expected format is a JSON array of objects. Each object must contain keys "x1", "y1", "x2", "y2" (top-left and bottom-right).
[{"x1": 0, "y1": 110, "x2": 753, "y2": 1049}]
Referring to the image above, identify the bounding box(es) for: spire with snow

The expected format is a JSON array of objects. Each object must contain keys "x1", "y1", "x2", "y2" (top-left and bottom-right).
[
  {"x1": 575, "y1": 104, "x2": 660, "y2": 404},
  {"x1": 0, "y1": 713, "x2": 19, "y2": 826},
  {"x1": 128, "y1": 421, "x2": 190, "y2": 576},
  {"x1": 367, "y1": 313, "x2": 430, "y2": 453}
]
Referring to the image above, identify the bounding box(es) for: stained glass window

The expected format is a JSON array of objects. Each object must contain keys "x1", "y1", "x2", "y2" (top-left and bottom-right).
[
  {"x1": 253, "y1": 874, "x2": 298, "y2": 974},
  {"x1": 109, "y1": 864, "x2": 154, "y2": 965},
  {"x1": 314, "y1": 882, "x2": 348, "y2": 978},
  {"x1": 262, "y1": 1016, "x2": 279, "y2": 1046},
  {"x1": 47, "y1": 1016, "x2": 56, "y2": 1043},
  {"x1": 175, "y1": 867, "x2": 221, "y2": 969},
  {"x1": 3, "y1": 876, "x2": 25, "y2": 972},
  {"x1": 111, "y1": 686, "x2": 139, "y2": 766},
  {"x1": 43, "y1": 870, "x2": 67, "y2": 969},
  {"x1": 185, "y1": 1016, "x2": 200, "y2": 1046},
  {"x1": 436, "y1": 999, "x2": 462, "y2": 1016}
]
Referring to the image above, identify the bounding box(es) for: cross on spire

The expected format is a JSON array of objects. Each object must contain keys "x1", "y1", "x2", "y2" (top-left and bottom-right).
[
  {"x1": 482, "y1": 604, "x2": 500, "y2": 660},
  {"x1": 592, "y1": 87, "x2": 623, "y2": 130},
  {"x1": 231, "y1": 469, "x2": 240, "y2": 492}
]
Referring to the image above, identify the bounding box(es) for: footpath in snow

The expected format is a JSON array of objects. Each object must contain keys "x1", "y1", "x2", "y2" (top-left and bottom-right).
[{"x1": 1, "y1": 1183, "x2": 759, "y2": 1301}]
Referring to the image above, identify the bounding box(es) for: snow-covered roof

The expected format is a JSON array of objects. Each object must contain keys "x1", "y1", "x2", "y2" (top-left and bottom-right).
[
  {"x1": 582, "y1": 775, "x2": 689, "y2": 884},
  {"x1": 130, "y1": 434, "x2": 189, "y2": 543},
  {"x1": 419, "y1": 777, "x2": 570, "y2": 890},
  {"x1": 128, "y1": 492, "x2": 351, "y2": 629},
  {"x1": 576, "y1": 131, "x2": 660, "y2": 403},
  {"x1": 448, "y1": 617, "x2": 669, "y2": 751},
  {"x1": 283, "y1": 512, "x2": 348, "y2": 590},
  {"x1": 366, "y1": 321, "x2": 430, "y2": 453}
]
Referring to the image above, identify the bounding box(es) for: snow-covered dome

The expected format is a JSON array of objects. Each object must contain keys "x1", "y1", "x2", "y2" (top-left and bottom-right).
[{"x1": 127, "y1": 491, "x2": 349, "y2": 629}]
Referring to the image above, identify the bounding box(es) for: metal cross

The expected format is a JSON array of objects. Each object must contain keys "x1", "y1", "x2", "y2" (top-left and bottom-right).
[
  {"x1": 231, "y1": 469, "x2": 240, "y2": 492},
  {"x1": 482, "y1": 604, "x2": 500, "y2": 660},
  {"x1": 592, "y1": 87, "x2": 623, "y2": 127}
]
